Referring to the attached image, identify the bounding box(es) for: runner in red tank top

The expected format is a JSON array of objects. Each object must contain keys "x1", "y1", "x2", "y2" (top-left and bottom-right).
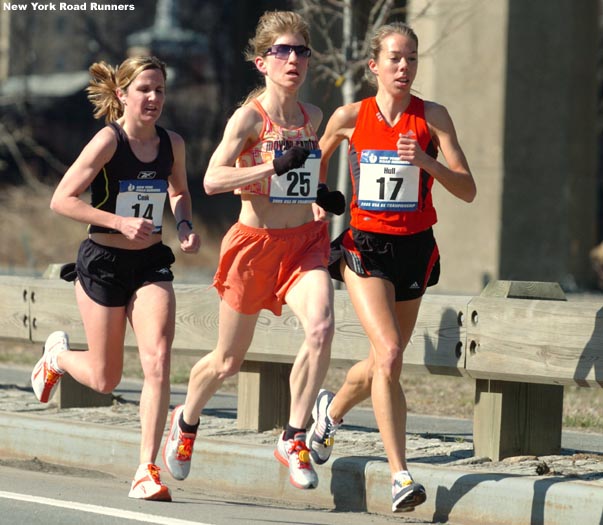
[{"x1": 306, "y1": 22, "x2": 476, "y2": 513}]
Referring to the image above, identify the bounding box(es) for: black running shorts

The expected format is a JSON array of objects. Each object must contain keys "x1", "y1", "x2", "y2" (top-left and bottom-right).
[
  {"x1": 61, "y1": 238, "x2": 175, "y2": 307},
  {"x1": 328, "y1": 227, "x2": 440, "y2": 301}
]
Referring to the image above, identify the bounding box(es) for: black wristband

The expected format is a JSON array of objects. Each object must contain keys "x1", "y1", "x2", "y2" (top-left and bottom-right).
[{"x1": 176, "y1": 219, "x2": 193, "y2": 231}]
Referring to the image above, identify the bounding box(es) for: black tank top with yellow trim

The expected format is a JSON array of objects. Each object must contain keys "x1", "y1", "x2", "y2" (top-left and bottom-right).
[{"x1": 89, "y1": 122, "x2": 173, "y2": 234}]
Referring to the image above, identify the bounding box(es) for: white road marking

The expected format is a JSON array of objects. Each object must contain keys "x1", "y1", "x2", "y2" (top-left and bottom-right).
[{"x1": 0, "y1": 490, "x2": 213, "y2": 525}]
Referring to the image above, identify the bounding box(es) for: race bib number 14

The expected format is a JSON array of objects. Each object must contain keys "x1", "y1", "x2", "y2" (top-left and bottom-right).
[
  {"x1": 358, "y1": 150, "x2": 419, "y2": 211},
  {"x1": 270, "y1": 150, "x2": 321, "y2": 204},
  {"x1": 115, "y1": 179, "x2": 167, "y2": 233}
]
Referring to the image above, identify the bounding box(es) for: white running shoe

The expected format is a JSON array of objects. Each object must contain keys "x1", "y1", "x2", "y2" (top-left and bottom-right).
[
  {"x1": 274, "y1": 431, "x2": 318, "y2": 489},
  {"x1": 391, "y1": 472, "x2": 426, "y2": 512},
  {"x1": 128, "y1": 463, "x2": 172, "y2": 501},
  {"x1": 307, "y1": 389, "x2": 341, "y2": 465},
  {"x1": 31, "y1": 330, "x2": 70, "y2": 403},
  {"x1": 162, "y1": 405, "x2": 197, "y2": 481}
]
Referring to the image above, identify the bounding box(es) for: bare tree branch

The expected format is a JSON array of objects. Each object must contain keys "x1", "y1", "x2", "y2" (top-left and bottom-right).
[
  {"x1": 360, "y1": 0, "x2": 397, "y2": 59},
  {"x1": 0, "y1": 122, "x2": 46, "y2": 192},
  {"x1": 19, "y1": 134, "x2": 69, "y2": 176},
  {"x1": 294, "y1": 0, "x2": 410, "y2": 95}
]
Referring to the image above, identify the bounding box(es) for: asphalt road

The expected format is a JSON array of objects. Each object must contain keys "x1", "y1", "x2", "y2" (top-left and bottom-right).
[{"x1": 0, "y1": 463, "x2": 439, "y2": 525}]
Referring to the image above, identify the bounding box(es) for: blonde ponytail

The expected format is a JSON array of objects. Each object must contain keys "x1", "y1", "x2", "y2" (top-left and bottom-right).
[{"x1": 86, "y1": 61, "x2": 122, "y2": 123}]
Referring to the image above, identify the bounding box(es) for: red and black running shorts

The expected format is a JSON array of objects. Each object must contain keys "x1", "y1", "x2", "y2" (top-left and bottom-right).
[{"x1": 328, "y1": 227, "x2": 440, "y2": 301}]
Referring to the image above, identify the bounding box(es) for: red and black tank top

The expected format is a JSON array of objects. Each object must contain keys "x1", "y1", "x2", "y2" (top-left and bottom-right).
[{"x1": 348, "y1": 95, "x2": 438, "y2": 235}]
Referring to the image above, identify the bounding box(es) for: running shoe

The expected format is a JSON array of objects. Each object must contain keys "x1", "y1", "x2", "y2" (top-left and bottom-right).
[
  {"x1": 128, "y1": 463, "x2": 172, "y2": 501},
  {"x1": 307, "y1": 389, "x2": 341, "y2": 464},
  {"x1": 162, "y1": 405, "x2": 197, "y2": 481},
  {"x1": 274, "y1": 431, "x2": 318, "y2": 489},
  {"x1": 391, "y1": 473, "x2": 426, "y2": 512},
  {"x1": 31, "y1": 330, "x2": 70, "y2": 403}
]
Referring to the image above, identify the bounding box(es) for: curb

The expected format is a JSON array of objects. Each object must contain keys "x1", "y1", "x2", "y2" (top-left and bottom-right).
[{"x1": 3, "y1": 412, "x2": 603, "y2": 525}]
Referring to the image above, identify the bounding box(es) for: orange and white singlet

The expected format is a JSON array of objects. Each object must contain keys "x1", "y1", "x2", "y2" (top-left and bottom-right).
[
  {"x1": 348, "y1": 96, "x2": 438, "y2": 235},
  {"x1": 235, "y1": 99, "x2": 320, "y2": 204}
]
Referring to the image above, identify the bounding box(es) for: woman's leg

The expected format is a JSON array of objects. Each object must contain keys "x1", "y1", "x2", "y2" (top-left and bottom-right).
[
  {"x1": 326, "y1": 352, "x2": 375, "y2": 421},
  {"x1": 284, "y1": 267, "x2": 334, "y2": 429},
  {"x1": 333, "y1": 265, "x2": 421, "y2": 475},
  {"x1": 57, "y1": 281, "x2": 127, "y2": 393},
  {"x1": 182, "y1": 299, "x2": 259, "y2": 425},
  {"x1": 162, "y1": 299, "x2": 260, "y2": 482},
  {"x1": 128, "y1": 281, "x2": 175, "y2": 465}
]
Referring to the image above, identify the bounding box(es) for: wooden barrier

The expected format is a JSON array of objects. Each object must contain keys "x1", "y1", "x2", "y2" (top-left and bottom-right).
[
  {"x1": 1, "y1": 271, "x2": 602, "y2": 461},
  {"x1": 469, "y1": 281, "x2": 567, "y2": 460}
]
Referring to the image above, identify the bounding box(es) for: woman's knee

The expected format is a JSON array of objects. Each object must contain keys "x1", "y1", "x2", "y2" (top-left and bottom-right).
[
  {"x1": 304, "y1": 315, "x2": 334, "y2": 352},
  {"x1": 90, "y1": 371, "x2": 122, "y2": 393},
  {"x1": 139, "y1": 347, "x2": 171, "y2": 383},
  {"x1": 374, "y1": 344, "x2": 403, "y2": 378},
  {"x1": 214, "y1": 354, "x2": 245, "y2": 380}
]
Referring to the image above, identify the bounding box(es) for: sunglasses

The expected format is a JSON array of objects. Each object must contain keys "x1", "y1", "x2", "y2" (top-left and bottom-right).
[{"x1": 264, "y1": 44, "x2": 312, "y2": 60}]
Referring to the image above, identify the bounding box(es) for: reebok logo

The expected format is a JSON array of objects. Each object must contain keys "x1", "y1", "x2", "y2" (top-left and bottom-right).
[{"x1": 138, "y1": 171, "x2": 157, "y2": 179}]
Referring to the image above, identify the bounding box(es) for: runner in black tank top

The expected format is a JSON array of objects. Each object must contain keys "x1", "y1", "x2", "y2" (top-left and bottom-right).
[{"x1": 31, "y1": 56, "x2": 200, "y2": 503}]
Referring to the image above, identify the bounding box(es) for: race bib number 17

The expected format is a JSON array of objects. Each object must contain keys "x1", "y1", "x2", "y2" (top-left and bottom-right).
[
  {"x1": 358, "y1": 150, "x2": 419, "y2": 211},
  {"x1": 270, "y1": 150, "x2": 321, "y2": 204},
  {"x1": 115, "y1": 179, "x2": 167, "y2": 233}
]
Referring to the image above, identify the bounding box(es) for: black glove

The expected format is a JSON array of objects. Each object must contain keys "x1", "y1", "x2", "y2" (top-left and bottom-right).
[
  {"x1": 273, "y1": 146, "x2": 311, "y2": 176},
  {"x1": 316, "y1": 183, "x2": 346, "y2": 215}
]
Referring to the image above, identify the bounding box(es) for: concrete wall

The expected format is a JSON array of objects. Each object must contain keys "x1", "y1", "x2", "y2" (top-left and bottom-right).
[
  {"x1": 501, "y1": 0, "x2": 599, "y2": 289},
  {"x1": 408, "y1": 0, "x2": 599, "y2": 293}
]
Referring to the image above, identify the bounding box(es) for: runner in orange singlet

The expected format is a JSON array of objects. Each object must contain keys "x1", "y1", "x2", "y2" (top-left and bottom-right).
[{"x1": 162, "y1": 10, "x2": 345, "y2": 492}]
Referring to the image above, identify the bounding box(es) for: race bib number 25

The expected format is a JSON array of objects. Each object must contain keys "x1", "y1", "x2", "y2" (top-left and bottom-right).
[
  {"x1": 358, "y1": 150, "x2": 420, "y2": 211},
  {"x1": 115, "y1": 179, "x2": 167, "y2": 233},
  {"x1": 270, "y1": 150, "x2": 321, "y2": 204}
]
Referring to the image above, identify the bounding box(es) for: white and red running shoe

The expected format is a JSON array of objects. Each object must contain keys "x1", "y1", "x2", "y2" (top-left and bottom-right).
[
  {"x1": 274, "y1": 431, "x2": 318, "y2": 489},
  {"x1": 128, "y1": 463, "x2": 172, "y2": 501},
  {"x1": 31, "y1": 330, "x2": 70, "y2": 403},
  {"x1": 162, "y1": 405, "x2": 197, "y2": 481}
]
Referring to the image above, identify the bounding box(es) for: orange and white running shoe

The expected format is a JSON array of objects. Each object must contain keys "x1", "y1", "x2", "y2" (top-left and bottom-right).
[
  {"x1": 274, "y1": 431, "x2": 318, "y2": 489},
  {"x1": 128, "y1": 463, "x2": 172, "y2": 501},
  {"x1": 31, "y1": 330, "x2": 70, "y2": 403}
]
